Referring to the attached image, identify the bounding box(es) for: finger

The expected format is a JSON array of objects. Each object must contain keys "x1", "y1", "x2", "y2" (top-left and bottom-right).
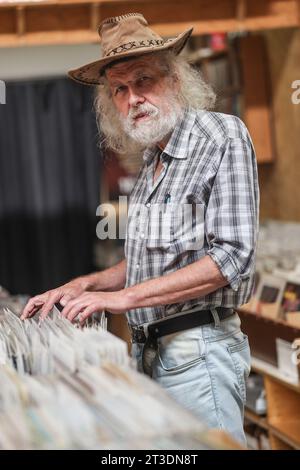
[
  {"x1": 26, "y1": 304, "x2": 43, "y2": 318},
  {"x1": 60, "y1": 294, "x2": 72, "y2": 307},
  {"x1": 61, "y1": 294, "x2": 88, "y2": 318},
  {"x1": 79, "y1": 307, "x2": 95, "y2": 326},
  {"x1": 39, "y1": 291, "x2": 63, "y2": 322},
  {"x1": 67, "y1": 304, "x2": 86, "y2": 323},
  {"x1": 22, "y1": 298, "x2": 44, "y2": 318},
  {"x1": 21, "y1": 297, "x2": 45, "y2": 320}
]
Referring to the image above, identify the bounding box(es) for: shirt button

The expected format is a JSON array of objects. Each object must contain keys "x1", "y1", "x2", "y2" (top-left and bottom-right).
[
  {"x1": 136, "y1": 264, "x2": 140, "y2": 269},
  {"x1": 146, "y1": 202, "x2": 151, "y2": 208},
  {"x1": 140, "y1": 232, "x2": 145, "y2": 239}
]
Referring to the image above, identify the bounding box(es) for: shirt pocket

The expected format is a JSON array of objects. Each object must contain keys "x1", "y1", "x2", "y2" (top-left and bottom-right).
[
  {"x1": 146, "y1": 202, "x2": 205, "y2": 253},
  {"x1": 146, "y1": 203, "x2": 174, "y2": 252}
]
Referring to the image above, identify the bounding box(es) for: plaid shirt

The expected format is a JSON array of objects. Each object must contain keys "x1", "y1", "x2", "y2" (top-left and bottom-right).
[{"x1": 125, "y1": 108, "x2": 260, "y2": 326}]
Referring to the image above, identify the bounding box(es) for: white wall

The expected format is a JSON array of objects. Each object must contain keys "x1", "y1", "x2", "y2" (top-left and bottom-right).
[{"x1": 0, "y1": 43, "x2": 101, "y2": 81}]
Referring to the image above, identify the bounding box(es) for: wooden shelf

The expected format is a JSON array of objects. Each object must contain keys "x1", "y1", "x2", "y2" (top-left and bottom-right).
[
  {"x1": 238, "y1": 307, "x2": 300, "y2": 367},
  {"x1": 251, "y1": 356, "x2": 300, "y2": 394},
  {"x1": 269, "y1": 422, "x2": 300, "y2": 450},
  {"x1": 244, "y1": 408, "x2": 269, "y2": 431},
  {"x1": 245, "y1": 355, "x2": 300, "y2": 450},
  {"x1": 239, "y1": 306, "x2": 300, "y2": 329},
  {"x1": 244, "y1": 410, "x2": 300, "y2": 449},
  {"x1": 1, "y1": 0, "x2": 300, "y2": 48},
  {"x1": 244, "y1": 403, "x2": 300, "y2": 449}
]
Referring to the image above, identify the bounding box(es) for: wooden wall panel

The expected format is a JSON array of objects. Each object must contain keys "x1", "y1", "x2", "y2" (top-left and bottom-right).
[
  {"x1": 100, "y1": 0, "x2": 235, "y2": 25},
  {"x1": 0, "y1": 0, "x2": 299, "y2": 47},
  {"x1": 0, "y1": 8, "x2": 16, "y2": 34},
  {"x1": 25, "y1": 5, "x2": 90, "y2": 32},
  {"x1": 247, "y1": 0, "x2": 300, "y2": 28},
  {"x1": 258, "y1": 28, "x2": 300, "y2": 222},
  {"x1": 240, "y1": 35, "x2": 274, "y2": 163}
]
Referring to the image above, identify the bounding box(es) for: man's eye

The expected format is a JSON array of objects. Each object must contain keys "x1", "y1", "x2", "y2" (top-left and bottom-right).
[
  {"x1": 137, "y1": 76, "x2": 152, "y2": 86},
  {"x1": 115, "y1": 86, "x2": 126, "y2": 95}
]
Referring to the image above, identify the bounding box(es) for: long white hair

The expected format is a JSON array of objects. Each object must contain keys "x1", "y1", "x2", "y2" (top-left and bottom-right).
[{"x1": 94, "y1": 50, "x2": 216, "y2": 156}]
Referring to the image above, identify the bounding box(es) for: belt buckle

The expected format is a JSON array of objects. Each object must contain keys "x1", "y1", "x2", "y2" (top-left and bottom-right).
[
  {"x1": 131, "y1": 324, "x2": 158, "y2": 377},
  {"x1": 131, "y1": 325, "x2": 147, "y2": 344},
  {"x1": 142, "y1": 334, "x2": 158, "y2": 377}
]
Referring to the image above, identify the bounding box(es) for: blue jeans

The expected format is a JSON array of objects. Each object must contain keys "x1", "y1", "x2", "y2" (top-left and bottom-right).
[{"x1": 131, "y1": 312, "x2": 251, "y2": 446}]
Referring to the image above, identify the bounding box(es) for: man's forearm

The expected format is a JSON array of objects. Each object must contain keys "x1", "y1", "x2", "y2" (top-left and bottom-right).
[
  {"x1": 78, "y1": 259, "x2": 127, "y2": 292},
  {"x1": 124, "y1": 255, "x2": 228, "y2": 309}
]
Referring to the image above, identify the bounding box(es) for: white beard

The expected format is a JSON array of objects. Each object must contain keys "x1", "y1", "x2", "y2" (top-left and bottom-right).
[{"x1": 121, "y1": 99, "x2": 183, "y2": 147}]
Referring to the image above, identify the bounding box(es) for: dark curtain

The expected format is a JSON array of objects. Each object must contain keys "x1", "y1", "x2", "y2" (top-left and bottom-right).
[{"x1": 0, "y1": 78, "x2": 101, "y2": 295}]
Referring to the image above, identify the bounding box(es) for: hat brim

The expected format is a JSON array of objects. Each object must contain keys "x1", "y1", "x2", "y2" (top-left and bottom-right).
[{"x1": 68, "y1": 28, "x2": 193, "y2": 86}]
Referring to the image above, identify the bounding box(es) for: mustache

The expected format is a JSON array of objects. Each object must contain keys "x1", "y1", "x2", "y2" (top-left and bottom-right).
[{"x1": 128, "y1": 103, "x2": 159, "y2": 120}]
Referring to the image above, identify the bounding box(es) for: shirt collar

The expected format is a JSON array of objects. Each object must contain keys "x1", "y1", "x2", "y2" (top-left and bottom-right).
[{"x1": 142, "y1": 107, "x2": 197, "y2": 163}]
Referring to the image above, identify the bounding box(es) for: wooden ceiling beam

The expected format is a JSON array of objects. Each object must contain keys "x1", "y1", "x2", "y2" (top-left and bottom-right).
[{"x1": 0, "y1": 0, "x2": 299, "y2": 48}]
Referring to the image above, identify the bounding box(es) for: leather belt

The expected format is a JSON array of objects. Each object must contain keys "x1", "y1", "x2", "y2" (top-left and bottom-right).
[{"x1": 130, "y1": 307, "x2": 234, "y2": 344}]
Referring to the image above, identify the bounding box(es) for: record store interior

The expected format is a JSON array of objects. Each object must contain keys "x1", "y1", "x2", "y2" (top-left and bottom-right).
[{"x1": 0, "y1": 0, "x2": 300, "y2": 451}]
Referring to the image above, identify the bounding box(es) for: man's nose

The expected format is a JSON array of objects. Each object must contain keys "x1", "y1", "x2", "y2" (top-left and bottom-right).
[{"x1": 128, "y1": 86, "x2": 145, "y2": 107}]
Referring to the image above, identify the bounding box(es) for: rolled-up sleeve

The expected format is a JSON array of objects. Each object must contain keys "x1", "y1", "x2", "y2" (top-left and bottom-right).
[{"x1": 206, "y1": 131, "x2": 260, "y2": 291}]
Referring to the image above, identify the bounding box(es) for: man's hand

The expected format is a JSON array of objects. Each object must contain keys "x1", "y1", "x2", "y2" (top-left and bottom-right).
[
  {"x1": 60, "y1": 291, "x2": 129, "y2": 325},
  {"x1": 20, "y1": 278, "x2": 88, "y2": 321}
]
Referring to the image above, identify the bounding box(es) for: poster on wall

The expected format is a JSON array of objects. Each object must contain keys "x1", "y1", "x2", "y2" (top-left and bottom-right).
[
  {"x1": 252, "y1": 274, "x2": 286, "y2": 320},
  {"x1": 281, "y1": 281, "x2": 300, "y2": 327}
]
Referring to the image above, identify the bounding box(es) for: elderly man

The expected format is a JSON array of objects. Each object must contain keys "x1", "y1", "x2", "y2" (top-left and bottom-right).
[{"x1": 22, "y1": 13, "x2": 259, "y2": 445}]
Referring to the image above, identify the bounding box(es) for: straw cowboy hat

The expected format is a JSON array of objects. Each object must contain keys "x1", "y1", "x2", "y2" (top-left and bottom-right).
[{"x1": 68, "y1": 13, "x2": 193, "y2": 85}]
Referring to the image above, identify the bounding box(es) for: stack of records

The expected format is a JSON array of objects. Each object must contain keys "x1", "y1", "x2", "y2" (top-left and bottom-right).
[{"x1": 0, "y1": 308, "x2": 222, "y2": 450}]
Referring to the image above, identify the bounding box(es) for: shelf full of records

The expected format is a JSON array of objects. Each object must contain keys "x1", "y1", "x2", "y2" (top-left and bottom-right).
[
  {"x1": 241, "y1": 220, "x2": 300, "y2": 327},
  {"x1": 0, "y1": 298, "x2": 230, "y2": 450}
]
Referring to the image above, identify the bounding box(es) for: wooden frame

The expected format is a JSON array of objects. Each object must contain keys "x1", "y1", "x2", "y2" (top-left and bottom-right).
[{"x1": 0, "y1": 0, "x2": 300, "y2": 47}]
